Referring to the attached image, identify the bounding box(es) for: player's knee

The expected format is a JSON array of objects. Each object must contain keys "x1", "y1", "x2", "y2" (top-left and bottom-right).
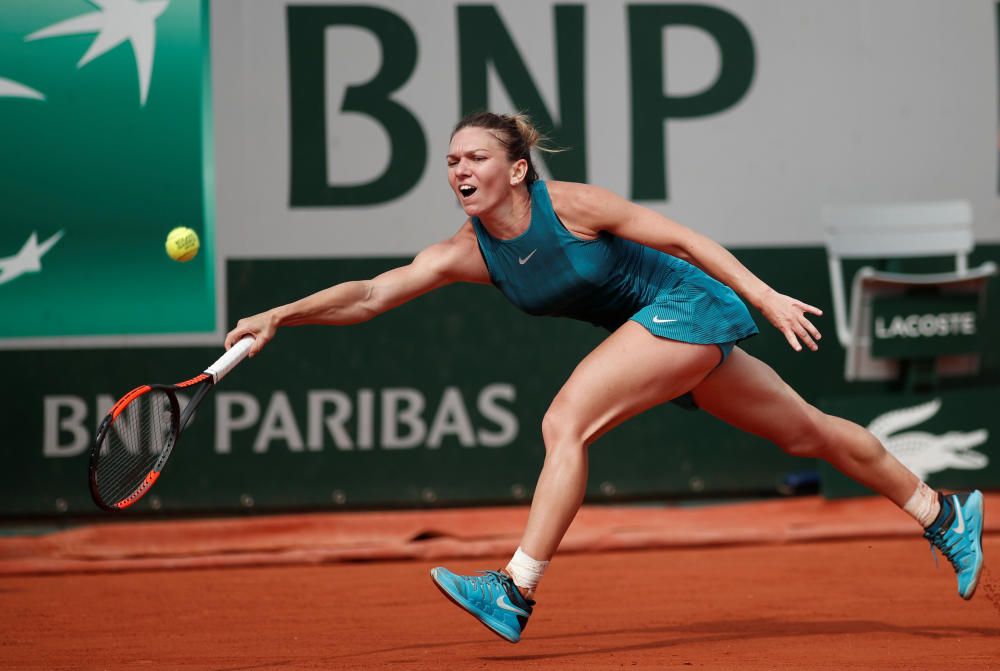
[
  {"x1": 541, "y1": 406, "x2": 588, "y2": 455},
  {"x1": 775, "y1": 412, "x2": 830, "y2": 459},
  {"x1": 780, "y1": 434, "x2": 826, "y2": 459}
]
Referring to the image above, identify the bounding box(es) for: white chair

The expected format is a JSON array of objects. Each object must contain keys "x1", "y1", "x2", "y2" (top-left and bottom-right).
[{"x1": 824, "y1": 200, "x2": 997, "y2": 381}]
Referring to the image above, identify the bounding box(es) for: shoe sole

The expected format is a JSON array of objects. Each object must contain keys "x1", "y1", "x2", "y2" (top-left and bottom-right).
[
  {"x1": 961, "y1": 492, "x2": 985, "y2": 601},
  {"x1": 430, "y1": 568, "x2": 521, "y2": 643}
]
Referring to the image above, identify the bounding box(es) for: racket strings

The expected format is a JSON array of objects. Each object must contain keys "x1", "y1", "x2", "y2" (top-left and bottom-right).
[{"x1": 94, "y1": 390, "x2": 176, "y2": 506}]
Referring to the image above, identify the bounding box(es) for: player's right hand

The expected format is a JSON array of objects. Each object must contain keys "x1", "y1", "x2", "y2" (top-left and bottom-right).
[{"x1": 225, "y1": 310, "x2": 278, "y2": 357}]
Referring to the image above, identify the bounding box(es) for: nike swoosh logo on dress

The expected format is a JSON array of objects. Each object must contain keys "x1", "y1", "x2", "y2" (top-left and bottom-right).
[
  {"x1": 652, "y1": 316, "x2": 677, "y2": 323},
  {"x1": 518, "y1": 249, "x2": 537, "y2": 265}
]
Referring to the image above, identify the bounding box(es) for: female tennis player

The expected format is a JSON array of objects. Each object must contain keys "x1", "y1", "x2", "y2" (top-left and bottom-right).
[{"x1": 225, "y1": 112, "x2": 985, "y2": 643}]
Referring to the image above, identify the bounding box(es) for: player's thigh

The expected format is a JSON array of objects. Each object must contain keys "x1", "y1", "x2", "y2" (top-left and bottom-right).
[
  {"x1": 690, "y1": 347, "x2": 823, "y2": 446},
  {"x1": 546, "y1": 321, "x2": 721, "y2": 446}
]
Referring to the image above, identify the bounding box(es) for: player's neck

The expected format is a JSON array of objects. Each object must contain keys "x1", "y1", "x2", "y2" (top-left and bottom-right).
[{"x1": 478, "y1": 188, "x2": 532, "y2": 241}]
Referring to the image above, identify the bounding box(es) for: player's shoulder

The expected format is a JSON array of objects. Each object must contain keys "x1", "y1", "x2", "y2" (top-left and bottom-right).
[
  {"x1": 548, "y1": 180, "x2": 624, "y2": 209},
  {"x1": 546, "y1": 180, "x2": 630, "y2": 229},
  {"x1": 449, "y1": 218, "x2": 481, "y2": 248},
  {"x1": 414, "y1": 219, "x2": 488, "y2": 282},
  {"x1": 419, "y1": 221, "x2": 474, "y2": 260},
  {"x1": 546, "y1": 179, "x2": 594, "y2": 202}
]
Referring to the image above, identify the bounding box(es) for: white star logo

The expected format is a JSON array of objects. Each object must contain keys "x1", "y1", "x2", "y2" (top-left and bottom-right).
[
  {"x1": 0, "y1": 231, "x2": 65, "y2": 287},
  {"x1": 25, "y1": 0, "x2": 170, "y2": 106},
  {"x1": 0, "y1": 77, "x2": 45, "y2": 101}
]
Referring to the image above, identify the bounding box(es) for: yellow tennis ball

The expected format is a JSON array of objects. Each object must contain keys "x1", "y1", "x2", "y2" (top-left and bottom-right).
[{"x1": 165, "y1": 227, "x2": 200, "y2": 262}]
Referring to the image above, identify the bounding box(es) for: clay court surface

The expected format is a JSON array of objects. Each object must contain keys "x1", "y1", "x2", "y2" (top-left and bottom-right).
[{"x1": 2, "y1": 496, "x2": 999, "y2": 670}]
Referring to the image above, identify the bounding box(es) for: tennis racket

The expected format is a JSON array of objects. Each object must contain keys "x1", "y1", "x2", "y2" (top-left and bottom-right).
[{"x1": 89, "y1": 336, "x2": 255, "y2": 512}]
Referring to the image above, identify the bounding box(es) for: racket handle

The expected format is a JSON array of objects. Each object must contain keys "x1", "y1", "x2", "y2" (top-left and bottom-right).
[{"x1": 205, "y1": 336, "x2": 254, "y2": 384}]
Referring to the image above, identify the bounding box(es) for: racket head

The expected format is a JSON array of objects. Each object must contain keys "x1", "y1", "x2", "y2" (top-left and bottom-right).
[{"x1": 89, "y1": 385, "x2": 180, "y2": 512}]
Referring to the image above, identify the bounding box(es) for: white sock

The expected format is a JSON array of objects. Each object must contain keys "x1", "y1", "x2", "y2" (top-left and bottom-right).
[
  {"x1": 902, "y1": 482, "x2": 940, "y2": 528},
  {"x1": 505, "y1": 547, "x2": 549, "y2": 593}
]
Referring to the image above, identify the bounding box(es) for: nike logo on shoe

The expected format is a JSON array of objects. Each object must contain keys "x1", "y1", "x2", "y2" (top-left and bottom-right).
[
  {"x1": 518, "y1": 250, "x2": 537, "y2": 265},
  {"x1": 652, "y1": 316, "x2": 677, "y2": 323},
  {"x1": 495, "y1": 595, "x2": 530, "y2": 616},
  {"x1": 952, "y1": 495, "x2": 965, "y2": 534}
]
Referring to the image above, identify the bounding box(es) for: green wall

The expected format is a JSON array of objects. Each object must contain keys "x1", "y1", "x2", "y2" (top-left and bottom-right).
[{"x1": 5, "y1": 245, "x2": 998, "y2": 517}]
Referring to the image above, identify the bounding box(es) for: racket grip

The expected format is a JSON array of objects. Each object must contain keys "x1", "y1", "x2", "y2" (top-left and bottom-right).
[{"x1": 205, "y1": 336, "x2": 254, "y2": 384}]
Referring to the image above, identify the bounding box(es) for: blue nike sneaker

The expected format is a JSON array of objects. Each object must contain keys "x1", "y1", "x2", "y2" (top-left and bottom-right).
[
  {"x1": 923, "y1": 490, "x2": 985, "y2": 600},
  {"x1": 430, "y1": 567, "x2": 534, "y2": 643}
]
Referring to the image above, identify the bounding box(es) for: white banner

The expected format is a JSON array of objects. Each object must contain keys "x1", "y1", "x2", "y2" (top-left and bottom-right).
[{"x1": 212, "y1": 0, "x2": 1000, "y2": 258}]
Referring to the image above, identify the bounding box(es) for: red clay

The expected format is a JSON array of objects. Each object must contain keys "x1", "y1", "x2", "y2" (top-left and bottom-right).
[
  {"x1": 5, "y1": 495, "x2": 998, "y2": 576},
  {"x1": 3, "y1": 537, "x2": 999, "y2": 670}
]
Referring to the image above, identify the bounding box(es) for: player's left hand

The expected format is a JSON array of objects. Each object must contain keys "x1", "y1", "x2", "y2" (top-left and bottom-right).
[{"x1": 758, "y1": 289, "x2": 823, "y2": 352}]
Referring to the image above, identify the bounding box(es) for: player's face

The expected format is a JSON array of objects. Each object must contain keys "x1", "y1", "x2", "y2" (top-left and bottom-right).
[{"x1": 446, "y1": 127, "x2": 523, "y2": 217}]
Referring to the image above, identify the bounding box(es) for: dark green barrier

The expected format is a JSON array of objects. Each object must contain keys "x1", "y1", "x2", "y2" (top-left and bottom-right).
[{"x1": 4, "y1": 247, "x2": 998, "y2": 517}]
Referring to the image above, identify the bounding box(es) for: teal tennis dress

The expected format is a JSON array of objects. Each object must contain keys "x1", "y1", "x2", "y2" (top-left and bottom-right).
[{"x1": 470, "y1": 181, "x2": 759, "y2": 360}]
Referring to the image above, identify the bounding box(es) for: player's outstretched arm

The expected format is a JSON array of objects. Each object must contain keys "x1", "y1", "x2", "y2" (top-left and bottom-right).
[{"x1": 224, "y1": 222, "x2": 488, "y2": 356}]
